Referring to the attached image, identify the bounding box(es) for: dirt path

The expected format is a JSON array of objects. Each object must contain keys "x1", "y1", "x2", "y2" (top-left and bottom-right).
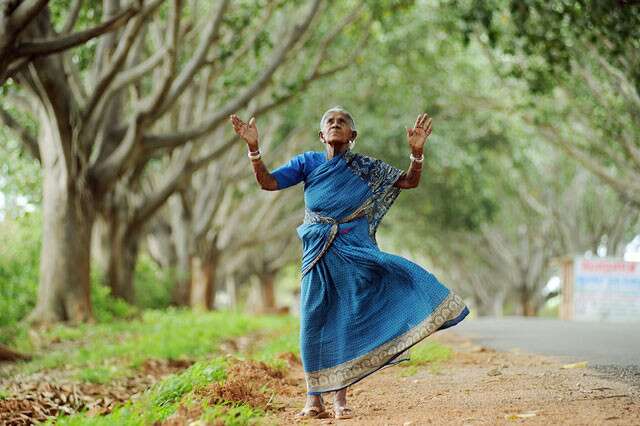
[{"x1": 267, "y1": 331, "x2": 640, "y2": 425}]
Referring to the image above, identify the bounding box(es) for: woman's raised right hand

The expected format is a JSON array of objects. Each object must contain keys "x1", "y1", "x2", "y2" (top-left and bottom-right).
[{"x1": 230, "y1": 114, "x2": 259, "y2": 150}]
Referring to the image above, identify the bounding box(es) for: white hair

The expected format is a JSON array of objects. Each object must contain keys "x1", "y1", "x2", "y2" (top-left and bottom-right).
[{"x1": 319, "y1": 106, "x2": 356, "y2": 131}]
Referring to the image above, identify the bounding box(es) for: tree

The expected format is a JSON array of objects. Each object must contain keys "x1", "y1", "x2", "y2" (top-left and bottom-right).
[
  {"x1": 1, "y1": 0, "x2": 356, "y2": 323},
  {"x1": 0, "y1": 0, "x2": 138, "y2": 85},
  {"x1": 90, "y1": 0, "x2": 372, "y2": 303},
  {"x1": 456, "y1": 0, "x2": 640, "y2": 207}
]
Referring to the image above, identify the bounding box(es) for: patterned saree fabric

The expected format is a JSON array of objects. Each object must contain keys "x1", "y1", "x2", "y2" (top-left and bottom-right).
[{"x1": 271, "y1": 149, "x2": 470, "y2": 395}]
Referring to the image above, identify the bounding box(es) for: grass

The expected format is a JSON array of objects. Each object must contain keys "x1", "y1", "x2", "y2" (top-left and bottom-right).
[
  {"x1": 8, "y1": 308, "x2": 292, "y2": 381},
  {"x1": 13, "y1": 310, "x2": 298, "y2": 425},
  {"x1": 199, "y1": 403, "x2": 265, "y2": 426},
  {"x1": 58, "y1": 359, "x2": 228, "y2": 425},
  {"x1": 399, "y1": 365, "x2": 419, "y2": 377},
  {"x1": 250, "y1": 317, "x2": 299, "y2": 371},
  {"x1": 407, "y1": 340, "x2": 453, "y2": 366},
  {"x1": 398, "y1": 340, "x2": 454, "y2": 377},
  {"x1": 48, "y1": 314, "x2": 295, "y2": 426},
  {"x1": 76, "y1": 366, "x2": 124, "y2": 384},
  {"x1": 9, "y1": 310, "x2": 458, "y2": 425}
]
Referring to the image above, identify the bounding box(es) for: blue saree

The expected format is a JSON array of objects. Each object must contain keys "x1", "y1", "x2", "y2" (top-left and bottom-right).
[{"x1": 271, "y1": 149, "x2": 470, "y2": 395}]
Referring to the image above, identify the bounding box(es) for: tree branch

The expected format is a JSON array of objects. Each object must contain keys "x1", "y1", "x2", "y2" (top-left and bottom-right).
[
  {"x1": 140, "y1": 0, "x2": 323, "y2": 150},
  {"x1": 108, "y1": 47, "x2": 166, "y2": 94},
  {"x1": 131, "y1": 142, "x2": 192, "y2": 229},
  {"x1": 152, "y1": 0, "x2": 229, "y2": 118},
  {"x1": 88, "y1": 0, "x2": 178, "y2": 191},
  {"x1": 61, "y1": 0, "x2": 83, "y2": 33},
  {"x1": 0, "y1": 105, "x2": 40, "y2": 162},
  {"x1": 82, "y1": 0, "x2": 163, "y2": 122},
  {"x1": 8, "y1": 0, "x2": 49, "y2": 34},
  {"x1": 254, "y1": 27, "x2": 370, "y2": 118},
  {"x1": 533, "y1": 119, "x2": 640, "y2": 206},
  {"x1": 192, "y1": 165, "x2": 224, "y2": 241},
  {"x1": 14, "y1": 5, "x2": 138, "y2": 57}
]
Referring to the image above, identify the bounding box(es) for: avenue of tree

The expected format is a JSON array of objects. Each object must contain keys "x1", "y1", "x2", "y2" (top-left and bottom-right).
[{"x1": 0, "y1": 0, "x2": 638, "y2": 335}]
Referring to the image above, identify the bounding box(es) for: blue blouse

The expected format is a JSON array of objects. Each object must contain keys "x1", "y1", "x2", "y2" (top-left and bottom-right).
[{"x1": 271, "y1": 151, "x2": 326, "y2": 189}]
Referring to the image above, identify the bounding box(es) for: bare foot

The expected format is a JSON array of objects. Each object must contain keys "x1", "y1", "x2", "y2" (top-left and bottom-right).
[
  {"x1": 296, "y1": 394, "x2": 330, "y2": 418},
  {"x1": 333, "y1": 388, "x2": 354, "y2": 419}
]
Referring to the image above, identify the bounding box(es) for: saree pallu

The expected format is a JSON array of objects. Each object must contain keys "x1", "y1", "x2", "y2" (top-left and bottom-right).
[{"x1": 274, "y1": 149, "x2": 470, "y2": 395}]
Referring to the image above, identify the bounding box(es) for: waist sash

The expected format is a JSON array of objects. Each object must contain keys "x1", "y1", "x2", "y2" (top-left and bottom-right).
[{"x1": 301, "y1": 197, "x2": 374, "y2": 276}]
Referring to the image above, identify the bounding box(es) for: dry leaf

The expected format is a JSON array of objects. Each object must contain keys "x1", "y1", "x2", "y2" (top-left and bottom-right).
[
  {"x1": 487, "y1": 368, "x2": 502, "y2": 376},
  {"x1": 561, "y1": 361, "x2": 588, "y2": 369},
  {"x1": 505, "y1": 411, "x2": 538, "y2": 420}
]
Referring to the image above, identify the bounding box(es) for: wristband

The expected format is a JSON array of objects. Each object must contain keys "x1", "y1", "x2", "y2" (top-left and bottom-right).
[
  {"x1": 248, "y1": 148, "x2": 261, "y2": 161},
  {"x1": 410, "y1": 152, "x2": 424, "y2": 163}
]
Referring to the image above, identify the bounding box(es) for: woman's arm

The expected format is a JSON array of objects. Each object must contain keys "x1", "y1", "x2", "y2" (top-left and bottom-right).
[
  {"x1": 249, "y1": 157, "x2": 278, "y2": 191},
  {"x1": 394, "y1": 112, "x2": 432, "y2": 189},
  {"x1": 394, "y1": 154, "x2": 423, "y2": 189},
  {"x1": 229, "y1": 114, "x2": 278, "y2": 191}
]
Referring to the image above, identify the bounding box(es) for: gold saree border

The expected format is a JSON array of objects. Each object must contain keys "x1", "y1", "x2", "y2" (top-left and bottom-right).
[{"x1": 304, "y1": 291, "x2": 467, "y2": 394}]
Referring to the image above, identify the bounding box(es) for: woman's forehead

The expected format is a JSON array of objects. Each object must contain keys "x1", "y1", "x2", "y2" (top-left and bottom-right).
[{"x1": 324, "y1": 111, "x2": 349, "y2": 121}]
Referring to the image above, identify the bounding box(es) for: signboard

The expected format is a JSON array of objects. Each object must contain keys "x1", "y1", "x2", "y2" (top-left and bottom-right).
[{"x1": 567, "y1": 257, "x2": 640, "y2": 322}]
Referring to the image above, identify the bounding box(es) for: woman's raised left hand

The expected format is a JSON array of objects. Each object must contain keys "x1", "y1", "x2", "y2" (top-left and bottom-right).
[{"x1": 406, "y1": 113, "x2": 432, "y2": 153}]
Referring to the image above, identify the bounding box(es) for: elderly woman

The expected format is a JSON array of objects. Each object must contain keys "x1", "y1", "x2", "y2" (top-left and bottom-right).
[{"x1": 229, "y1": 107, "x2": 469, "y2": 420}]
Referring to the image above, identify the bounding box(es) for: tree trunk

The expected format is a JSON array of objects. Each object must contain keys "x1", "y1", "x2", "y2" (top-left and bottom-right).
[
  {"x1": 29, "y1": 160, "x2": 94, "y2": 324},
  {"x1": 146, "y1": 220, "x2": 176, "y2": 269},
  {"x1": 190, "y1": 244, "x2": 221, "y2": 310},
  {"x1": 170, "y1": 195, "x2": 192, "y2": 306},
  {"x1": 0, "y1": 344, "x2": 31, "y2": 362},
  {"x1": 259, "y1": 270, "x2": 277, "y2": 312},
  {"x1": 93, "y1": 213, "x2": 140, "y2": 302},
  {"x1": 519, "y1": 285, "x2": 537, "y2": 317},
  {"x1": 107, "y1": 229, "x2": 139, "y2": 303},
  {"x1": 20, "y1": 13, "x2": 95, "y2": 325},
  {"x1": 492, "y1": 291, "x2": 505, "y2": 317},
  {"x1": 190, "y1": 254, "x2": 217, "y2": 310},
  {"x1": 471, "y1": 294, "x2": 484, "y2": 316},
  {"x1": 225, "y1": 274, "x2": 238, "y2": 310}
]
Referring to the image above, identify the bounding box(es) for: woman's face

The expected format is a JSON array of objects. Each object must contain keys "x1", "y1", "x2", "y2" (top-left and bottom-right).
[{"x1": 319, "y1": 111, "x2": 356, "y2": 145}]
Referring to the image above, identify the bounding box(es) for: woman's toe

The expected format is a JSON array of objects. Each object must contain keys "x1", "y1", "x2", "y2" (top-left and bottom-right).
[
  {"x1": 334, "y1": 405, "x2": 354, "y2": 419},
  {"x1": 296, "y1": 406, "x2": 331, "y2": 419},
  {"x1": 296, "y1": 408, "x2": 319, "y2": 418}
]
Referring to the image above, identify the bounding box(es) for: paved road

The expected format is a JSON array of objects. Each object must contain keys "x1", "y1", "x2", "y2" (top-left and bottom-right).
[{"x1": 449, "y1": 316, "x2": 640, "y2": 388}]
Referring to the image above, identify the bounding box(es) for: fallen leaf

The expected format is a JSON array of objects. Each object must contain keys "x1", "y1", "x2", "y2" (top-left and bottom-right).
[
  {"x1": 561, "y1": 361, "x2": 588, "y2": 369},
  {"x1": 505, "y1": 411, "x2": 538, "y2": 420},
  {"x1": 487, "y1": 368, "x2": 502, "y2": 376}
]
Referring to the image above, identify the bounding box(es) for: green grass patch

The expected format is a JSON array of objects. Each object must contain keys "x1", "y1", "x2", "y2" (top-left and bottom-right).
[
  {"x1": 75, "y1": 365, "x2": 126, "y2": 384},
  {"x1": 51, "y1": 354, "x2": 250, "y2": 424},
  {"x1": 200, "y1": 403, "x2": 265, "y2": 426},
  {"x1": 51, "y1": 313, "x2": 298, "y2": 425},
  {"x1": 399, "y1": 364, "x2": 419, "y2": 377},
  {"x1": 398, "y1": 340, "x2": 454, "y2": 377},
  {"x1": 15, "y1": 309, "x2": 291, "y2": 379},
  {"x1": 250, "y1": 315, "x2": 299, "y2": 371},
  {"x1": 406, "y1": 341, "x2": 453, "y2": 366}
]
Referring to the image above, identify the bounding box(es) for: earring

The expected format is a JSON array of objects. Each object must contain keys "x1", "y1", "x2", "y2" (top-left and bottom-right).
[{"x1": 348, "y1": 140, "x2": 355, "y2": 148}]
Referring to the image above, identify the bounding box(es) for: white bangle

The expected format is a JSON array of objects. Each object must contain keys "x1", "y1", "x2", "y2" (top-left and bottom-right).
[
  {"x1": 410, "y1": 152, "x2": 424, "y2": 163},
  {"x1": 248, "y1": 149, "x2": 261, "y2": 161}
]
